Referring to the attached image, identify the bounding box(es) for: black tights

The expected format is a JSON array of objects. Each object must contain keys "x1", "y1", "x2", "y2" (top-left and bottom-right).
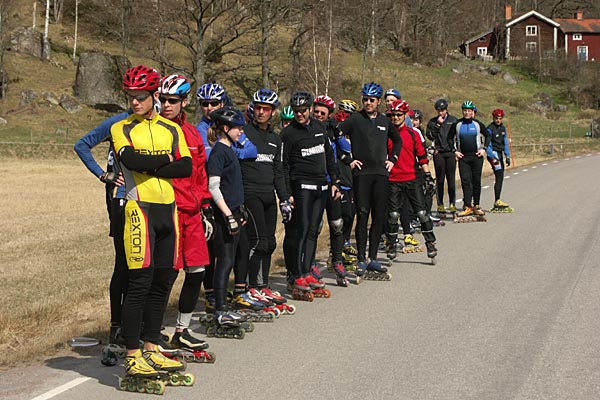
[{"x1": 354, "y1": 175, "x2": 388, "y2": 262}]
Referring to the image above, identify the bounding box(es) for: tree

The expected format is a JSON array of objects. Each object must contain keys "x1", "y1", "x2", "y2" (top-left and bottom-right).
[{"x1": 0, "y1": 0, "x2": 17, "y2": 99}]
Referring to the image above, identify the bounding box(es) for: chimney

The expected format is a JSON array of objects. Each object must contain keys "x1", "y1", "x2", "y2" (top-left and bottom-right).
[
  {"x1": 576, "y1": 11, "x2": 583, "y2": 20},
  {"x1": 505, "y1": 5, "x2": 512, "y2": 20}
]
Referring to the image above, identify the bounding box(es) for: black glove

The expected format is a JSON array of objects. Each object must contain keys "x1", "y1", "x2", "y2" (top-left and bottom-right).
[
  {"x1": 201, "y1": 205, "x2": 215, "y2": 241},
  {"x1": 239, "y1": 204, "x2": 249, "y2": 225},
  {"x1": 225, "y1": 214, "x2": 239, "y2": 235},
  {"x1": 425, "y1": 172, "x2": 435, "y2": 190},
  {"x1": 279, "y1": 200, "x2": 293, "y2": 224},
  {"x1": 506, "y1": 157, "x2": 511, "y2": 167},
  {"x1": 99, "y1": 172, "x2": 118, "y2": 184}
]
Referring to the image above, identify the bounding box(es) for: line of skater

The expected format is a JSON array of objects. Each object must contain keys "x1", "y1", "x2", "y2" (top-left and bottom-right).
[{"x1": 76, "y1": 65, "x2": 512, "y2": 393}]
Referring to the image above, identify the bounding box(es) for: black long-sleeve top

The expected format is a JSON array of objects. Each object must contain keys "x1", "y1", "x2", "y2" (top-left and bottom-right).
[
  {"x1": 339, "y1": 110, "x2": 402, "y2": 176},
  {"x1": 281, "y1": 118, "x2": 337, "y2": 193},
  {"x1": 239, "y1": 122, "x2": 288, "y2": 201}
]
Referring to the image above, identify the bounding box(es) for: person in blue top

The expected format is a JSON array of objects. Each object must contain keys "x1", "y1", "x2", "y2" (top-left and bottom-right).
[
  {"x1": 74, "y1": 110, "x2": 130, "y2": 358},
  {"x1": 448, "y1": 100, "x2": 491, "y2": 217},
  {"x1": 486, "y1": 108, "x2": 513, "y2": 212}
]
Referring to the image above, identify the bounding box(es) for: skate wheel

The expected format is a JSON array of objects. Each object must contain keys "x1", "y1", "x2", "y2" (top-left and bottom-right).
[
  {"x1": 286, "y1": 304, "x2": 297, "y2": 315},
  {"x1": 324, "y1": 289, "x2": 331, "y2": 298},
  {"x1": 272, "y1": 308, "x2": 281, "y2": 318},
  {"x1": 182, "y1": 373, "x2": 195, "y2": 386},
  {"x1": 118, "y1": 378, "x2": 127, "y2": 391},
  {"x1": 431, "y1": 257, "x2": 437, "y2": 265},
  {"x1": 204, "y1": 351, "x2": 217, "y2": 363},
  {"x1": 170, "y1": 374, "x2": 181, "y2": 386},
  {"x1": 355, "y1": 276, "x2": 361, "y2": 285},
  {"x1": 236, "y1": 330, "x2": 246, "y2": 340},
  {"x1": 385, "y1": 273, "x2": 392, "y2": 281},
  {"x1": 127, "y1": 381, "x2": 136, "y2": 392},
  {"x1": 154, "y1": 380, "x2": 166, "y2": 395}
]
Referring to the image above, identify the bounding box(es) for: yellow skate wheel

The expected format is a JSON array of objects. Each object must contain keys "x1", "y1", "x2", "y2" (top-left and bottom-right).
[
  {"x1": 169, "y1": 374, "x2": 181, "y2": 386},
  {"x1": 182, "y1": 373, "x2": 195, "y2": 386},
  {"x1": 155, "y1": 380, "x2": 166, "y2": 395},
  {"x1": 118, "y1": 378, "x2": 127, "y2": 391},
  {"x1": 136, "y1": 381, "x2": 146, "y2": 392},
  {"x1": 127, "y1": 381, "x2": 136, "y2": 392}
]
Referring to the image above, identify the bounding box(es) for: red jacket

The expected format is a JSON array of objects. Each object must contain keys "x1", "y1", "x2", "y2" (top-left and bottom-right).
[
  {"x1": 387, "y1": 124, "x2": 428, "y2": 182},
  {"x1": 172, "y1": 112, "x2": 211, "y2": 213}
]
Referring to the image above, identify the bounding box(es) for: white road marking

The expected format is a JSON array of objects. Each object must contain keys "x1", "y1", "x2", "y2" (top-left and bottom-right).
[
  {"x1": 532, "y1": 166, "x2": 537, "y2": 169},
  {"x1": 513, "y1": 172, "x2": 519, "y2": 175},
  {"x1": 575, "y1": 156, "x2": 581, "y2": 159},
  {"x1": 30, "y1": 377, "x2": 91, "y2": 400},
  {"x1": 565, "y1": 158, "x2": 570, "y2": 161},
  {"x1": 553, "y1": 160, "x2": 559, "y2": 163},
  {"x1": 505, "y1": 176, "x2": 511, "y2": 179},
  {"x1": 523, "y1": 169, "x2": 528, "y2": 172},
  {"x1": 542, "y1": 163, "x2": 548, "y2": 166},
  {"x1": 483, "y1": 185, "x2": 490, "y2": 189}
]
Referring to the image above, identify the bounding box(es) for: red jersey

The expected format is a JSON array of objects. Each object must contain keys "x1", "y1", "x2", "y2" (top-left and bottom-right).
[
  {"x1": 171, "y1": 112, "x2": 211, "y2": 213},
  {"x1": 387, "y1": 124, "x2": 428, "y2": 182}
]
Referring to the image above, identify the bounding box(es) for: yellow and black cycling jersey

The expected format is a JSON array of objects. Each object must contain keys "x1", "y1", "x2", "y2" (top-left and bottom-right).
[{"x1": 111, "y1": 113, "x2": 192, "y2": 204}]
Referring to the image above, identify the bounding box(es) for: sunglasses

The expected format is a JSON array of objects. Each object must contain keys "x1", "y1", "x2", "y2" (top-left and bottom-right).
[
  {"x1": 127, "y1": 92, "x2": 152, "y2": 102},
  {"x1": 362, "y1": 97, "x2": 377, "y2": 103},
  {"x1": 313, "y1": 110, "x2": 328, "y2": 116},
  {"x1": 254, "y1": 104, "x2": 273, "y2": 112},
  {"x1": 159, "y1": 97, "x2": 182, "y2": 105},
  {"x1": 387, "y1": 112, "x2": 405, "y2": 117},
  {"x1": 293, "y1": 108, "x2": 308, "y2": 114},
  {"x1": 201, "y1": 100, "x2": 221, "y2": 107}
]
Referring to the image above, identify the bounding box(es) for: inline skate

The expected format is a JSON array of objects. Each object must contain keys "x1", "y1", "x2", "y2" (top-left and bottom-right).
[
  {"x1": 401, "y1": 234, "x2": 423, "y2": 253},
  {"x1": 143, "y1": 348, "x2": 195, "y2": 387},
  {"x1": 288, "y1": 277, "x2": 314, "y2": 302},
  {"x1": 159, "y1": 333, "x2": 216, "y2": 364},
  {"x1": 230, "y1": 292, "x2": 276, "y2": 322},
  {"x1": 331, "y1": 261, "x2": 349, "y2": 287},
  {"x1": 490, "y1": 199, "x2": 514, "y2": 213},
  {"x1": 204, "y1": 309, "x2": 246, "y2": 339},
  {"x1": 426, "y1": 241, "x2": 438, "y2": 265},
  {"x1": 455, "y1": 207, "x2": 486, "y2": 223},
  {"x1": 357, "y1": 260, "x2": 392, "y2": 281},
  {"x1": 305, "y1": 273, "x2": 331, "y2": 298},
  {"x1": 247, "y1": 288, "x2": 281, "y2": 317},
  {"x1": 101, "y1": 325, "x2": 126, "y2": 367},
  {"x1": 385, "y1": 238, "x2": 398, "y2": 266},
  {"x1": 260, "y1": 287, "x2": 297, "y2": 315},
  {"x1": 119, "y1": 349, "x2": 167, "y2": 395}
]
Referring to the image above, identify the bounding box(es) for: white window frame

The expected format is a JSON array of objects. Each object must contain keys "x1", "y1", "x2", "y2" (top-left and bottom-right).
[
  {"x1": 477, "y1": 47, "x2": 488, "y2": 55},
  {"x1": 526, "y1": 42, "x2": 537, "y2": 52},
  {"x1": 526, "y1": 25, "x2": 538, "y2": 36},
  {"x1": 577, "y1": 46, "x2": 588, "y2": 61},
  {"x1": 573, "y1": 33, "x2": 582, "y2": 41}
]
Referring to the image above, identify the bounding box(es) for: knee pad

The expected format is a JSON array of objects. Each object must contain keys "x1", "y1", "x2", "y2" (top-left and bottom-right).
[
  {"x1": 357, "y1": 207, "x2": 369, "y2": 218},
  {"x1": 416, "y1": 210, "x2": 429, "y2": 223},
  {"x1": 330, "y1": 218, "x2": 344, "y2": 235},
  {"x1": 387, "y1": 211, "x2": 400, "y2": 226}
]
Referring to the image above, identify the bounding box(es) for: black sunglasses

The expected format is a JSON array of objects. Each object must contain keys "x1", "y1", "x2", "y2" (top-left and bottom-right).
[
  {"x1": 362, "y1": 97, "x2": 377, "y2": 103},
  {"x1": 387, "y1": 112, "x2": 405, "y2": 117},
  {"x1": 201, "y1": 100, "x2": 221, "y2": 107},
  {"x1": 159, "y1": 97, "x2": 182, "y2": 105},
  {"x1": 293, "y1": 108, "x2": 308, "y2": 114},
  {"x1": 127, "y1": 92, "x2": 152, "y2": 102},
  {"x1": 313, "y1": 110, "x2": 328, "y2": 116}
]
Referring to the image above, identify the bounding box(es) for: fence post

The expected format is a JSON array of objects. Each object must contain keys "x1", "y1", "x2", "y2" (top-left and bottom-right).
[{"x1": 549, "y1": 143, "x2": 554, "y2": 155}]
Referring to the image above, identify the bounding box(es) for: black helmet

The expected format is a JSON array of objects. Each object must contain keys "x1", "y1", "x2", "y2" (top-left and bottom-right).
[
  {"x1": 413, "y1": 109, "x2": 423, "y2": 120},
  {"x1": 290, "y1": 91, "x2": 314, "y2": 107},
  {"x1": 209, "y1": 106, "x2": 245, "y2": 127},
  {"x1": 434, "y1": 99, "x2": 448, "y2": 111}
]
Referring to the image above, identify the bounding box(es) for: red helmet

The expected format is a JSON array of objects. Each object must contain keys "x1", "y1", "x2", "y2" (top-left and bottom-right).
[
  {"x1": 314, "y1": 95, "x2": 336, "y2": 112},
  {"x1": 334, "y1": 111, "x2": 351, "y2": 123},
  {"x1": 123, "y1": 65, "x2": 160, "y2": 91},
  {"x1": 388, "y1": 99, "x2": 410, "y2": 113},
  {"x1": 492, "y1": 109, "x2": 504, "y2": 118}
]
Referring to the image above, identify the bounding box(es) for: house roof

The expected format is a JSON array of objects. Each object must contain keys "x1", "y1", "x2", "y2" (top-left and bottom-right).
[
  {"x1": 463, "y1": 30, "x2": 493, "y2": 45},
  {"x1": 506, "y1": 10, "x2": 560, "y2": 28},
  {"x1": 555, "y1": 18, "x2": 600, "y2": 33}
]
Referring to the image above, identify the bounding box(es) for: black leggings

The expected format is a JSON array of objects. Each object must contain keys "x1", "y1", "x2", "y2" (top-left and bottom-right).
[
  {"x1": 213, "y1": 211, "x2": 241, "y2": 311},
  {"x1": 287, "y1": 184, "x2": 327, "y2": 279},
  {"x1": 433, "y1": 151, "x2": 456, "y2": 206},
  {"x1": 354, "y1": 175, "x2": 388, "y2": 262},
  {"x1": 322, "y1": 187, "x2": 344, "y2": 263},
  {"x1": 109, "y1": 198, "x2": 128, "y2": 327},
  {"x1": 459, "y1": 154, "x2": 484, "y2": 207},
  {"x1": 386, "y1": 180, "x2": 436, "y2": 244},
  {"x1": 488, "y1": 156, "x2": 506, "y2": 201},
  {"x1": 245, "y1": 192, "x2": 278, "y2": 288},
  {"x1": 340, "y1": 189, "x2": 355, "y2": 243}
]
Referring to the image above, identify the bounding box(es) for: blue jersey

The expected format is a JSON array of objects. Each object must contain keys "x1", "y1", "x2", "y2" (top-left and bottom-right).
[
  {"x1": 74, "y1": 111, "x2": 131, "y2": 199},
  {"x1": 196, "y1": 116, "x2": 257, "y2": 160}
]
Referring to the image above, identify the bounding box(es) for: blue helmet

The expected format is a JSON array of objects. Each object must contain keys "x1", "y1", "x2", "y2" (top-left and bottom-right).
[
  {"x1": 252, "y1": 88, "x2": 280, "y2": 108},
  {"x1": 362, "y1": 82, "x2": 383, "y2": 98},
  {"x1": 196, "y1": 83, "x2": 225, "y2": 101},
  {"x1": 384, "y1": 88, "x2": 401, "y2": 99},
  {"x1": 209, "y1": 106, "x2": 245, "y2": 127},
  {"x1": 245, "y1": 103, "x2": 255, "y2": 121}
]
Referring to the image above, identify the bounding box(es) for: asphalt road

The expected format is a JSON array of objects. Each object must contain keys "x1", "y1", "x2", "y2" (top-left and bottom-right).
[{"x1": 2, "y1": 153, "x2": 600, "y2": 400}]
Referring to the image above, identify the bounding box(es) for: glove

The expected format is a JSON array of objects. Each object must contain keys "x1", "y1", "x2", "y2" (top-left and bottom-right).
[
  {"x1": 225, "y1": 214, "x2": 239, "y2": 235},
  {"x1": 424, "y1": 172, "x2": 435, "y2": 191},
  {"x1": 505, "y1": 157, "x2": 511, "y2": 167},
  {"x1": 201, "y1": 206, "x2": 215, "y2": 241},
  {"x1": 279, "y1": 200, "x2": 293, "y2": 224},
  {"x1": 239, "y1": 204, "x2": 249, "y2": 225},
  {"x1": 99, "y1": 171, "x2": 118, "y2": 184}
]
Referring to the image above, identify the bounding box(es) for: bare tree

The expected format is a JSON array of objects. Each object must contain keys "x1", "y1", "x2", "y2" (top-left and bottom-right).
[
  {"x1": 43, "y1": 0, "x2": 50, "y2": 60},
  {"x1": 52, "y1": 0, "x2": 63, "y2": 23},
  {"x1": 72, "y1": 0, "x2": 78, "y2": 63},
  {"x1": 0, "y1": 0, "x2": 17, "y2": 99}
]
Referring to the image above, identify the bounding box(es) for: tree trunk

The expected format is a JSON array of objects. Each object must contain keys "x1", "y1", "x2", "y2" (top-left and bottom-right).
[
  {"x1": 52, "y1": 0, "x2": 63, "y2": 24},
  {"x1": 72, "y1": 0, "x2": 78, "y2": 63},
  {"x1": 311, "y1": 13, "x2": 318, "y2": 95},
  {"x1": 120, "y1": 0, "x2": 131, "y2": 68},
  {"x1": 43, "y1": 0, "x2": 50, "y2": 60},
  {"x1": 260, "y1": 2, "x2": 270, "y2": 88},
  {"x1": 324, "y1": 1, "x2": 332, "y2": 96}
]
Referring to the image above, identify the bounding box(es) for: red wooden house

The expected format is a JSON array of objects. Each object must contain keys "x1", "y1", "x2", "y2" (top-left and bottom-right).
[{"x1": 555, "y1": 12, "x2": 600, "y2": 61}]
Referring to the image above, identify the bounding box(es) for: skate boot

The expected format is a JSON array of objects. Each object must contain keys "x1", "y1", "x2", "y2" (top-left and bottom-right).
[
  {"x1": 437, "y1": 204, "x2": 446, "y2": 213},
  {"x1": 343, "y1": 243, "x2": 358, "y2": 257},
  {"x1": 491, "y1": 199, "x2": 514, "y2": 213},
  {"x1": 426, "y1": 241, "x2": 438, "y2": 265},
  {"x1": 355, "y1": 261, "x2": 367, "y2": 278},
  {"x1": 204, "y1": 293, "x2": 215, "y2": 313},
  {"x1": 205, "y1": 309, "x2": 246, "y2": 339},
  {"x1": 342, "y1": 250, "x2": 358, "y2": 273},
  {"x1": 474, "y1": 205, "x2": 485, "y2": 216},
  {"x1": 332, "y1": 262, "x2": 349, "y2": 287},
  {"x1": 429, "y1": 214, "x2": 445, "y2": 227},
  {"x1": 230, "y1": 293, "x2": 275, "y2": 322},
  {"x1": 120, "y1": 349, "x2": 166, "y2": 394},
  {"x1": 101, "y1": 325, "x2": 126, "y2": 367},
  {"x1": 402, "y1": 234, "x2": 423, "y2": 253},
  {"x1": 448, "y1": 204, "x2": 457, "y2": 213},
  {"x1": 143, "y1": 348, "x2": 195, "y2": 387},
  {"x1": 305, "y1": 274, "x2": 331, "y2": 298},
  {"x1": 288, "y1": 277, "x2": 314, "y2": 302},
  {"x1": 247, "y1": 288, "x2": 281, "y2": 317},
  {"x1": 385, "y1": 239, "x2": 398, "y2": 264},
  {"x1": 457, "y1": 207, "x2": 473, "y2": 217},
  {"x1": 456, "y1": 206, "x2": 486, "y2": 223},
  {"x1": 160, "y1": 333, "x2": 216, "y2": 364},
  {"x1": 309, "y1": 264, "x2": 326, "y2": 286},
  {"x1": 261, "y1": 288, "x2": 297, "y2": 315},
  {"x1": 364, "y1": 259, "x2": 392, "y2": 281},
  {"x1": 171, "y1": 329, "x2": 209, "y2": 350}
]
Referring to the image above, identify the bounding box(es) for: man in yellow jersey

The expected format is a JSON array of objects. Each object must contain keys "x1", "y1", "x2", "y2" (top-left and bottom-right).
[{"x1": 110, "y1": 65, "x2": 192, "y2": 378}]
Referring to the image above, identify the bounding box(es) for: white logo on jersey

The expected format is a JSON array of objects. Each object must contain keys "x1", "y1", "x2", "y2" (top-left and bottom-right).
[
  {"x1": 256, "y1": 153, "x2": 275, "y2": 163},
  {"x1": 301, "y1": 144, "x2": 325, "y2": 157}
]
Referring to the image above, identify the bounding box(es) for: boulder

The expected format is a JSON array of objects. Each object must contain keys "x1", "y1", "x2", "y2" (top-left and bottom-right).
[
  {"x1": 554, "y1": 104, "x2": 567, "y2": 112},
  {"x1": 44, "y1": 91, "x2": 60, "y2": 106},
  {"x1": 591, "y1": 118, "x2": 600, "y2": 139},
  {"x1": 451, "y1": 67, "x2": 463, "y2": 74},
  {"x1": 534, "y1": 92, "x2": 553, "y2": 109},
  {"x1": 20, "y1": 89, "x2": 38, "y2": 106},
  {"x1": 74, "y1": 52, "x2": 130, "y2": 112},
  {"x1": 10, "y1": 27, "x2": 45, "y2": 58},
  {"x1": 488, "y1": 65, "x2": 501, "y2": 75},
  {"x1": 0, "y1": 117, "x2": 7, "y2": 126},
  {"x1": 503, "y1": 72, "x2": 517, "y2": 85},
  {"x1": 59, "y1": 94, "x2": 82, "y2": 114}
]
